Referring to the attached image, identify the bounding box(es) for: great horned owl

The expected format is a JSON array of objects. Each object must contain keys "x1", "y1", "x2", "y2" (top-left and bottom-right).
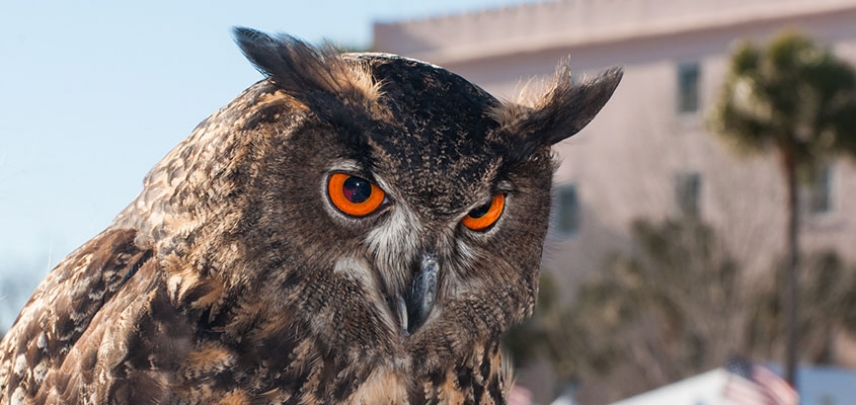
[{"x1": 0, "y1": 28, "x2": 620, "y2": 404}]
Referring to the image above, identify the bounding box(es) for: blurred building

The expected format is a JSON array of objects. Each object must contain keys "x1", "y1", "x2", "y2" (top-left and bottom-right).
[
  {"x1": 373, "y1": 0, "x2": 856, "y2": 294},
  {"x1": 373, "y1": 0, "x2": 856, "y2": 402}
]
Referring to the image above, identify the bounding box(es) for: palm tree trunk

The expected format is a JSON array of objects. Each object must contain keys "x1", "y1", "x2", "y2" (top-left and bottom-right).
[{"x1": 781, "y1": 150, "x2": 799, "y2": 390}]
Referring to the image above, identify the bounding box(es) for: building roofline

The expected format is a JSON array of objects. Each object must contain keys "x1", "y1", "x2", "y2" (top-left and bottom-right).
[{"x1": 374, "y1": 0, "x2": 856, "y2": 65}]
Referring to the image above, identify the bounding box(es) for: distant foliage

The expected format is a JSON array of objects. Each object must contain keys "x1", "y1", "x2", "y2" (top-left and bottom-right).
[
  {"x1": 749, "y1": 251, "x2": 856, "y2": 364},
  {"x1": 709, "y1": 31, "x2": 856, "y2": 170},
  {"x1": 505, "y1": 216, "x2": 856, "y2": 404},
  {"x1": 559, "y1": 217, "x2": 744, "y2": 403}
]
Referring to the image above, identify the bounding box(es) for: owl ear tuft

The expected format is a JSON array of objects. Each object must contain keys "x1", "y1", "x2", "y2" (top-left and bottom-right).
[
  {"x1": 232, "y1": 27, "x2": 381, "y2": 111},
  {"x1": 491, "y1": 64, "x2": 622, "y2": 162}
]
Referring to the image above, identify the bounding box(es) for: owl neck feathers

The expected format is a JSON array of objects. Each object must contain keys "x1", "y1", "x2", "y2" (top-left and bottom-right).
[
  {"x1": 153, "y1": 269, "x2": 513, "y2": 404},
  {"x1": 130, "y1": 223, "x2": 514, "y2": 404}
]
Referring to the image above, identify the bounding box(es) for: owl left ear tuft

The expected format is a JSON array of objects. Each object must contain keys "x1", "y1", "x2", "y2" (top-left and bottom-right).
[
  {"x1": 232, "y1": 27, "x2": 381, "y2": 112},
  {"x1": 491, "y1": 64, "x2": 622, "y2": 161}
]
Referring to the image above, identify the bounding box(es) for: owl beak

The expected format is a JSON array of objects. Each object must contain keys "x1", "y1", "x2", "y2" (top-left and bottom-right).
[{"x1": 397, "y1": 254, "x2": 439, "y2": 335}]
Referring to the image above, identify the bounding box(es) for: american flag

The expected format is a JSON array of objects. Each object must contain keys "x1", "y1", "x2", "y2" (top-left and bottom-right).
[{"x1": 722, "y1": 358, "x2": 799, "y2": 405}]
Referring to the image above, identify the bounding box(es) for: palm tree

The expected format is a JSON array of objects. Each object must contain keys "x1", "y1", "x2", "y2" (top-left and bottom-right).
[{"x1": 709, "y1": 30, "x2": 856, "y2": 386}]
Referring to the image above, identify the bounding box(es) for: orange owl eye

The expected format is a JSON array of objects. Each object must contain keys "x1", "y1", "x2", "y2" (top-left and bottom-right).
[
  {"x1": 462, "y1": 194, "x2": 505, "y2": 231},
  {"x1": 327, "y1": 173, "x2": 386, "y2": 217}
]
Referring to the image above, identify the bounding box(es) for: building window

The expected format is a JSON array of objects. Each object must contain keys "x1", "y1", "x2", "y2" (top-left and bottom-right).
[
  {"x1": 554, "y1": 185, "x2": 580, "y2": 236},
  {"x1": 807, "y1": 164, "x2": 833, "y2": 215},
  {"x1": 677, "y1": 62, "x2": 700, "y2": 114},
  {"x1": 675, "y1": 172, "x2": 701, "y2": 217}
]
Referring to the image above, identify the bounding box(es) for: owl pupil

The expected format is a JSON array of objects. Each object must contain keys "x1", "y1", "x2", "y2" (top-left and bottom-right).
[
  {"x1": 468, "y1": 203, "x2": 491, "y2": 219},
  {"x1": 343, "y1": 176, "x2": 372, "y2": 203}
]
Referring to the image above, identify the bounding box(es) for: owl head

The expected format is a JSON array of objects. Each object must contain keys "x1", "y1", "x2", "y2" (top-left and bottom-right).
[{"x1": 113, "y1": 27, "x2": 620, "y2": 399}]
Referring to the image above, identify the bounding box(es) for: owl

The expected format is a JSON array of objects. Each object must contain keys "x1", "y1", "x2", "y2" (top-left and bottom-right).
[{"x1": 0, "y1": 28, "x2": 620, "y2": 404}]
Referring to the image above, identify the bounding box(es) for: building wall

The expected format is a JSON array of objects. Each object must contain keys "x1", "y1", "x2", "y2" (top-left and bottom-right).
[{"x1": 373, "y1": 0, "x2": 856, "y2": 299}]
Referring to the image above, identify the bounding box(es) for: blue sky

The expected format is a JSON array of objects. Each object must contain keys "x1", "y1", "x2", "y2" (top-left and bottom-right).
[{"x1": 0, "y1": 1, "x2": 542, "y2": 277}]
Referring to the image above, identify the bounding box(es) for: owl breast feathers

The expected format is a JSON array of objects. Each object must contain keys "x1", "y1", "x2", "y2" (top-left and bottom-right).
[{"x1": 0, "y1": 28, "x2": 620, "y2": 404}]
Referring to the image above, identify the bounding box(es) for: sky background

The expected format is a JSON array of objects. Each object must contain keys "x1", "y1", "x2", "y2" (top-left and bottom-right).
[{"x1": 0, "y1": 1, "x2": 541, "y2": 281}]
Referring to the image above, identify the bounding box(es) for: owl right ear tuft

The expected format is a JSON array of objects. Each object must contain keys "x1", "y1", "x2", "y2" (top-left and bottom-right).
[
  {"x1": 491, "y1": 64, "x2": 622, "y2": 162},
  {"x1": 232, "y1": 27, "x2": 381, "y2": 112}
]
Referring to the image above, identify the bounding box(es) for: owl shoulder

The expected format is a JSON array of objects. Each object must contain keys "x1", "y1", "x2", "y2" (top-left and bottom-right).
[{"x1": 0, "y1": 228, "x2": 175, "y2": 403}]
